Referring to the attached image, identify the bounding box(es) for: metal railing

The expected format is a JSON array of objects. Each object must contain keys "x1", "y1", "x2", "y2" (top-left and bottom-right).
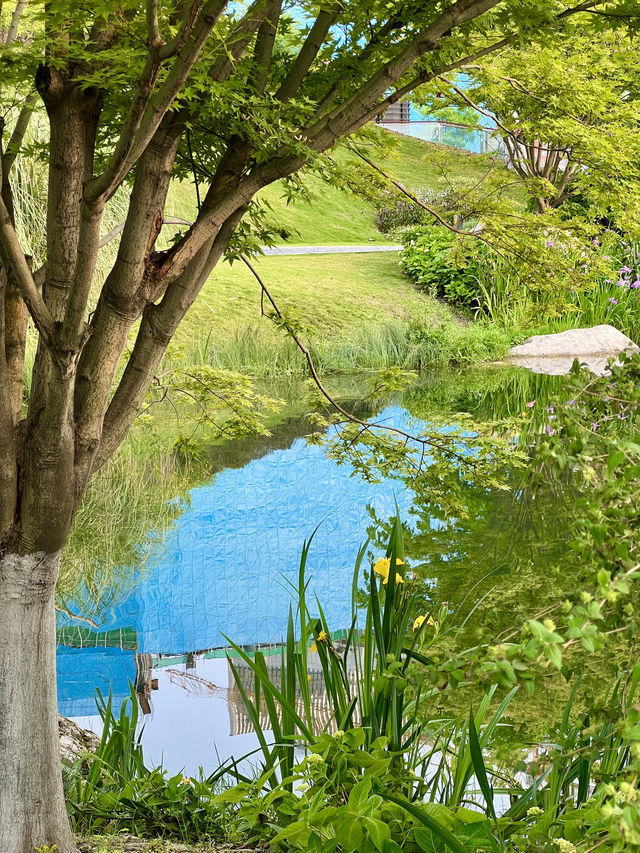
[{"x1": 377, "y1": 119, "x2": 506, "y2": 159}]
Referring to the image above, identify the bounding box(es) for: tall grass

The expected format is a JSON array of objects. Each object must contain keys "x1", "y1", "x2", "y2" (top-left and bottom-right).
[{"x1": 173, "y1": 318, "x2": 516, "y2": 377}]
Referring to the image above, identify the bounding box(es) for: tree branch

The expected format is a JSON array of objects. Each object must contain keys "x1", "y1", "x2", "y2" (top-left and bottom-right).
[
  {"x1": 247, "y1": 0, "x2": 281, "y2": 94},
  {"x1": 98, "y1": 215, "x2": 193, "y2": 249},
  {"x1": 0, "y1": 268, "x2": 17, "y2": 538},
  {"x1": 0, "y1": 192, "x2": 54, "y2": 345},
  {"x1": 92, "y1": 209, "x2": 244, "y2": 474},
  {"x1": 240, "y1": 255, "x2": 480, "y2": 469},
  {"x1": 146, "y1": 0, "x2": 163, "y2": 48},
  {"x1": 85, "y1": 0, "x2": 229, "y2": 202},
  {"x1": 304, "y1": 0, "x2": 504, "y2": 145},
  {"x1": 275, "y1": 4, "x2": 340, "y2": 102},
  {"x1": 2, "y1": 95, "x2": 35, "y2": 174},
  {"x1": 6, "y1": 0, "x2": 26, "y2": 44}
]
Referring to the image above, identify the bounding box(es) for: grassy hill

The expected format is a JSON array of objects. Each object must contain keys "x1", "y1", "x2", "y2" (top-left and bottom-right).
[
  {"x1": 166, "y1": 131, "x2": 500, "y2": 246},
  {"x1": 163, "y1": 132, "x2": 515, "y2": 373}
]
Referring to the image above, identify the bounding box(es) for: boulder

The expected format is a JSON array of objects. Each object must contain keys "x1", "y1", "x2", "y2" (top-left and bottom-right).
[
  {"x1": 506, "y1": 324, "x2": 639, "y2": 375},
  {"x1": 59, "y1": 714, "x2": 100, "y2": 765}
]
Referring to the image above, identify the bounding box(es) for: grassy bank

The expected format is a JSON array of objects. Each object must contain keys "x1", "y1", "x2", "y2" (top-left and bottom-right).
[
  {"x1": 167, "y1": 252, "x2": 515, "y2": 374},
  {"x1": 166, "y1": 132, "x2": 498, "y2": 247}
]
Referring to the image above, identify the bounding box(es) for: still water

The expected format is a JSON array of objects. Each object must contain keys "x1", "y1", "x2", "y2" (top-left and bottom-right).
[{"x1": 56, "y1": 368, "x2": 573, "y2": 776}]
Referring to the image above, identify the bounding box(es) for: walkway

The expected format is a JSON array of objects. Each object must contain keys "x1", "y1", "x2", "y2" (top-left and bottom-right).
[{"x1": 262, "y1": 244, "x2": 401, "y2": 255}]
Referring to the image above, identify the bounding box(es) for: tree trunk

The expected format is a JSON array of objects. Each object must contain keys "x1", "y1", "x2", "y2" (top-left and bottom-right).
[{"x1": 0, "y1": 552, "x2": 76, "y2": 853}]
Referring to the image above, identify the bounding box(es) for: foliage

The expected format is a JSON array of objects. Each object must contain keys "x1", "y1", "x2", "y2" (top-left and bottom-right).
[
  {"x1": 546, "y1": 236, "x2": 640, "y2": 342},
  {"x1": 375, "y1": 187, "x2": 460, "y2": 235},
  {"x1": 67, "y1": 687, "x2": 227, "y2": 843},
  {"x1": 399, "y1": 221, "x2": 629, "y2": 329},
  {"x1": 399, "y1": 223, "x2": 534, "y2": 320},
  {"x1": 416, "y1": 26, "x2": 640, "y2": 220},
  {"x1": 217, "y1": 500, "x2": 640, "y2": 851}
]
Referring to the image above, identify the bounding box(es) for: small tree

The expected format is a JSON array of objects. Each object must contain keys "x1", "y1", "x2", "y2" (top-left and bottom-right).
[
  {"x1": 0, "y1": 1, "x2": 626, "y2": 850},
  {"x1": 416, "y1": 24, "x2": 640, "y2": 214}
]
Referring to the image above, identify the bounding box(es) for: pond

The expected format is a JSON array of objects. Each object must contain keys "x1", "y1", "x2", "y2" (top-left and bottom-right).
[{"x1": 56, "y1": 367, "x2": 582, "y2": 777}]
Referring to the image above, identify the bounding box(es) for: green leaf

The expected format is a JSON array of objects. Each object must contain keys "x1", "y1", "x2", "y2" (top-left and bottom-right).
[
  {"x1": 349, "y1": 778, "x2": 372, "y2": 813},
  {"x1": 383, "y1": 794, "x2": 471, "y2": 853},
  {"x1": 468, "y1": 710, "x2": 496, "y2": 822},
  {"x1": 414, "y1": 828, "x2": 438, "y2": 853},
  {"x1": 336, "y1": 815, "x2": 364, "y2": 853},
  {"x1": 364, "y1": 816, "x2": 391, "y2": 850}
]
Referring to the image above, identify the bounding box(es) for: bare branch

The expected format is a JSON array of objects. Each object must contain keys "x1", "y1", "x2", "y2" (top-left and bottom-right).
[
  {"x1": 276, "y1": 5, "x2": 340, "y2": 102},
  {"x1": 159, "y1": 0, "x2": 205, "y2": 59},
  {"x1": 346, "y1": 141, "x2": 482, "y2": 238},
  {"x1": 247, "y1": 0, "x2": 281, "y2": 94},
  {"x1": 98, "y1": 215, "x2": 193, "y2": 249},
  {"x1": 240, "y1": 255, "x2": 479, "y2": 468},
  {"x1": 2, "y1": 95, "x2": 35, "y2": 174},
  {"x1": 146, "y1": 0, "x2": 163, "y2": 48}
]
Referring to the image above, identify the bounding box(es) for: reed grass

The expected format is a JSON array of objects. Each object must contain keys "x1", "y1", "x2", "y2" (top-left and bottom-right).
[{"x1": 170, "y1": 317, "x2": 515, "y2": 377}]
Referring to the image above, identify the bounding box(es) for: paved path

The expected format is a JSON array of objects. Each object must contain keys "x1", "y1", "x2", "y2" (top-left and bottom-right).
[{"x1": 262, "y1": 244, "x2": 401, "y2": 256}]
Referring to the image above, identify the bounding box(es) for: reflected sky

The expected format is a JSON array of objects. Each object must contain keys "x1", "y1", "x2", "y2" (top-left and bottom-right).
[{"x1": 57, "y1": 406, "x2": 423, "y2": 725}]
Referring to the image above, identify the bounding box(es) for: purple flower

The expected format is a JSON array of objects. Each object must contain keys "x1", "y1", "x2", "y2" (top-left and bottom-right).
[
  {"x1": 545, "y1": 239, "x2": 555, "y2": 248},
  {"x1": 617, "y1": 279, "x2": 628, "y2": 287},
  {"x1": 620, "y1": 265, "x2": 632, "y2": 274},
  {"x1": 632, "y1": 281, "x2": 640, "y2": 288},
  {"x1": 526, "y1": 400, "x2": 536, "y2": 408},
  {"x1": 603, "y1": 255, "x2": 611, "y2": 260},
  {"x1": 592, "y1": 236, "x2": 600, "y2": 246},
  {"x1": 609, "y1": 298, "x2": 618, "y2": 305}
]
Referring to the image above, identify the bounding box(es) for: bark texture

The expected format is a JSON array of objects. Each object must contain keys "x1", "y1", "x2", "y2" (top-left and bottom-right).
[{"x1": 0, "y1": 552, "x2": 75, "y2": 853}]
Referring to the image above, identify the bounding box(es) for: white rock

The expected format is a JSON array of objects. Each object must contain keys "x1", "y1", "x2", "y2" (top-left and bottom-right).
[
  {"x1": 506, "y1": 325, "x2": 639, "y2": 375},
  {"x1": 58, "y1": 715, "x2": 99, "y2": 765}
]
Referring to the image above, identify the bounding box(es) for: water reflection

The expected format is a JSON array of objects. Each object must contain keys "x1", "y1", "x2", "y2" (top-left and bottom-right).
[{"x1": 56, "y1": 368, "x2": 577, "y2": 773}]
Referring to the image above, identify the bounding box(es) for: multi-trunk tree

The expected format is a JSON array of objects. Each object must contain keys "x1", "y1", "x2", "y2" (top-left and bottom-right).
[{"x1": 0, "y1": 1, "x2": 630, "y2": 851}]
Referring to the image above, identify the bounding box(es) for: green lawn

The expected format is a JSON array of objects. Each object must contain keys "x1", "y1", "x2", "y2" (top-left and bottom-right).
[
  {"x1": 161, "y1": 132, "x2": 515, "y2": 372},
  {"x1": 173, "y1": 251, "x2": 444, "y2": 346}
]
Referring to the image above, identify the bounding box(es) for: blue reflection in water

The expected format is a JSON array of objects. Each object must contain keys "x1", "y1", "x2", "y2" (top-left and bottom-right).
[{"x1": 57, "y1": 406, "x2": 431, "y2": 715}]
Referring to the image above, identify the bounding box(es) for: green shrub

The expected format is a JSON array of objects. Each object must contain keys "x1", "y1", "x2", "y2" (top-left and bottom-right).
[
  {"x1": 400, "y1": 225, "x2": 491, "y2": 309},
  {"x1": 375, "y1": 187, "x2": 459, "y2": 234}
]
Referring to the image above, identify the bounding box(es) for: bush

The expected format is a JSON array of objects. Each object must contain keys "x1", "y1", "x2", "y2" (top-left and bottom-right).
[
  {"x1": 375, "y1": 187, "x2": 459, "y2": 234},
  {"x1": 400, "y1": 225, "x2": 491, "y2": 309}
]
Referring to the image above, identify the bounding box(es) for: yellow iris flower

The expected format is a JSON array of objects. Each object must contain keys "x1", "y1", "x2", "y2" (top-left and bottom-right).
[
  {"x1": 310, "y1": 630, "x2": 329, "y2": 653},
  {"x1": 373, "y1": 556, "x2": 404, "y2": 585},
  {"x1": 413, "y1": 614, "x2": 435, "y2": 630}
]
